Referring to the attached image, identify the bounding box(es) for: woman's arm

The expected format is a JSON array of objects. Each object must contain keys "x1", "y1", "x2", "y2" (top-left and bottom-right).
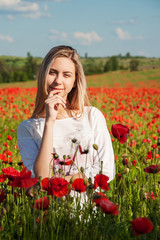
[
  {"x1": 33, "y1": 121, "x2": 54, "y2": 178},
  {"x1": 33, "y1": 90, "x2": 66, "y2": 178}
]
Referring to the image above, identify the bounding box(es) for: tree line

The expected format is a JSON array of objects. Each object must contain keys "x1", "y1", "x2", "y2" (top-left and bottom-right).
[
  {"x1": 0, "y1": 52, "x2": 140, "y2": 83},
  {"x1": 0, "y1": 53, "x2": 38, "y2": 83}
]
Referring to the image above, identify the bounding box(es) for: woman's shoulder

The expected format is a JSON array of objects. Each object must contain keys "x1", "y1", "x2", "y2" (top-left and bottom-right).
[
  {"x1": 18, "y1": 118, "x2": 45, "y2": 131},
  {"x1": 84, "y1": 106, "x2": 107, "y2": 128},
  {"x1": 17, "y1": 118, "x2": 45, "y2": 139},
  {"x1": 84, "y1": 106, "x2": 105, "y2": 118}
]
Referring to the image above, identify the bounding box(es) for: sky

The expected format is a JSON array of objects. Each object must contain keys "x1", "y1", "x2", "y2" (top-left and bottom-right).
[{"x1": 0, "y1": 0, "x2": 160, "y2": 58}]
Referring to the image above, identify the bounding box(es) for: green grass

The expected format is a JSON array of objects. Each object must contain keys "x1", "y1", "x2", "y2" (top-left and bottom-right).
[{"x1": 0, "y1": 68, "x2": 159, "y2": 89}]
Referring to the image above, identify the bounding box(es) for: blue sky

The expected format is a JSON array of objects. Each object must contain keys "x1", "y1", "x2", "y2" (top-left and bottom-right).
[{"x1": 0, "y1": 0, "x2": 160, "y2": 58}]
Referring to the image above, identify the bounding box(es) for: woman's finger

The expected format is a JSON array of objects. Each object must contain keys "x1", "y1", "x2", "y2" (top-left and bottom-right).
[
  {"x1": 46, "y1": 94, "x2": 66, "y2": 104},
  {"x1": 46, "y1": 98, "x2": 66, "y2": 109}
]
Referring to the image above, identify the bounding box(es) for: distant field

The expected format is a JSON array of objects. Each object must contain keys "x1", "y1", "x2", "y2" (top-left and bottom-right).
[
  {"x1": 0, "y1": 68, "x2": 159, "y2": 89},
  {"x1": 1, "y1": 55, "x2": 160, "y2": 69},
  {"x1": 86, "y1": 68, "x2": 160, "y2": 88}
]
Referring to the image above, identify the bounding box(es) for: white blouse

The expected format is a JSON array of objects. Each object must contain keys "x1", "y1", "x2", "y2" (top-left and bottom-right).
[{"x1": 17, "y1": 106, "x2": 115, "y2": 182}]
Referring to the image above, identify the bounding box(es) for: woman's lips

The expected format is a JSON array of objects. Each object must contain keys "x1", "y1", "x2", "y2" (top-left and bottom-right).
[{"x1": 50, "y1": 88, "x2": 64, "y2": 91}]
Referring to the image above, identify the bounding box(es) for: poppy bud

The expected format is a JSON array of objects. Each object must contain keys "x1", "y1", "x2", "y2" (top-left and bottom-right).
[
  {"x1": 125, "y1": 168, "x2": 130, "y2": 173},
  {"x1": 127, "y1": 147, "x2": 134, "y2": 153},
  {"x1": 52, "y1": 153, "x2": 59, "y2": 159},
  {"x1": 70, "y1": 176, "x2": 74, "y2": 184},
  {"x1": 72, "y1": 138, "x2": 77, "y2": 143},
  {"x1": 58, "y1": 169, "x2": 62, "y2": 174},
  {"x1": 93, "y1": 144, "x2": 98, "y2": 150},
  {"x1": 80, "y1": 167, "x2": 84, "y2": 173},
  {"x1": 83, "y1": 179, "x2": 88, "y2": 186},
  {"x1": 121, "y1": 153, "x2": 129, "y2": 158},
  {"x1": 88, "y1": 177, "x2": 92, "y2": 184}
]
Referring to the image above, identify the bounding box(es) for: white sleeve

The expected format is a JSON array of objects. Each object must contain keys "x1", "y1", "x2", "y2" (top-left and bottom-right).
[
  {"x1": 84, "y1": 108, "x2": 115, "y2": 182},
  {"x1": 17, "y1": 123, "x2": 39, "y2": 177}
]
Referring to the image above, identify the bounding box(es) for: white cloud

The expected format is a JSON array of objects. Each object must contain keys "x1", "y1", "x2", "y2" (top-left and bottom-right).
[
  {"x1": 50, "y1": 29, "x2": 69, "y2": 42},
  {"x1": 115, "y1": 28, "x2": 131, "y2": 40},
  {"x1": 44, "y1": 4, "x2": 48, "y2": 11},
  {"x1": 49, "y1": 29, "x2": 102, "y2": 46},
  {"x1": 136, "y1": 36, "x2": 143, "y2": 40},
  {"x1": 73, "y1": 31, "x2": 102, "y2": 45},
  {"x1": 0, "y1": 0, "x2": 51, "y2": 19},
  {"x1": 129, "y1": 18, "x2": 135, "y2": 24},
  {"x1": 21, "y1": 11, "x2": 50, "y2": 19},
  {"x1": 0, "y1": 34, "x2": 13, "y2": 43},
  {"x1": 7, "y1": 15, "x2": 14, "y2": 20},
  {"x1": 0, "y1": 0, "x2": 39, "y2": 12},
  {"x1": 115, "y1": 28, "x2": 143, "y2": 41}
]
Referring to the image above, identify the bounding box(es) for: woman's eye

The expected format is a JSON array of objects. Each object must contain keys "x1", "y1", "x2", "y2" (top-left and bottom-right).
[
  {"x1": 64, "y1": 74, "x2": 70, "y2": 77},
  {"x1": 49, "y1": 70, "x2": 56, "y2": 75}
]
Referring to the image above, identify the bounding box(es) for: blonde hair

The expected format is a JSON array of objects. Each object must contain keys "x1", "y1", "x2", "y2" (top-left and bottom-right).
[{"x1": 31, "y1": 45, "x2": 90, "y2": 118}]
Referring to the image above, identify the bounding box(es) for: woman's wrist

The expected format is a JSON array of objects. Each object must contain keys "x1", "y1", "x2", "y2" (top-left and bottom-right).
[{"x1": 45, "y1": 118, "x2": 55, "y2": 127}]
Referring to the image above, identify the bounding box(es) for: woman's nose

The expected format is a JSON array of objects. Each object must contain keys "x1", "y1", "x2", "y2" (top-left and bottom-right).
[{"x1": 55, "y1": 73, "x2": 62, "y2": 85}]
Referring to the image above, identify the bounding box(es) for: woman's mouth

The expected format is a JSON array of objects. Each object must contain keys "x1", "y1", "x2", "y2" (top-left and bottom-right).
[{"x1": 50, "y1": 88, "x2": 64, "y2": 91}]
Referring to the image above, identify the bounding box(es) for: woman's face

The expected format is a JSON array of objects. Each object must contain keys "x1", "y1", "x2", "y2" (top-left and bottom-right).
[{"x1": 46, "y1": 57, "x2": 76, "y2": 101}]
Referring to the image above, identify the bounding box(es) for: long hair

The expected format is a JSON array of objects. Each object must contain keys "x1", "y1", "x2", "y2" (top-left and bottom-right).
[{"x1": 31, "y1": 45, "x2": 90, "y2": 118}]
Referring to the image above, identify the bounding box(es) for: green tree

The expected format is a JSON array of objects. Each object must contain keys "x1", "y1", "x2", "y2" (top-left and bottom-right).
[
  {"x1": 130, "y1": 58, "x2": 139, "y2": 71},
  {"x1": 84, "y1": 52, "x2": 88, "y2": 58},
  {"x1": 25, "y1": 52, "x2": 37, "y2": 80},
  {"x1": 104, "y1": 56, "x2": 119, "y2": 72},
  {"x1": 83, "y1": 58, "x2": 104, "y2": 75},
  {"x1": 125, "y1": 52, "x2": 131, "y2": 58}
]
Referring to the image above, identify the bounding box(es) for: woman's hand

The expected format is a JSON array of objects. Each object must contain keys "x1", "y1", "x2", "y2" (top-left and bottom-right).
[
  {"x1": 45, "y1": 90, "x2": 66, "y2": 122},
  {"x1": 65, "y1": 172, "x2": 88, "y2": 184}
]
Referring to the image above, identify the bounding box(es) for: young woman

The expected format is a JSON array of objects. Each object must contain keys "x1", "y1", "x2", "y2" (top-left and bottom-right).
[{"x1": 17, "y1": 45, "x2": 115, "y2": 185}]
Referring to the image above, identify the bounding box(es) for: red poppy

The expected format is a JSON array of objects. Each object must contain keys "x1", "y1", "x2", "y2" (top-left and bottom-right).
[
  {"x1": 59, "y1": 157, "x2": 73, "y2": 166},
  {"x1": 131, "y1": 217, "x2": 153, "y2": 236},
  {"x1": 2, "y1": 167, "x2": 28, "y2": 179},
  {"x1": 78, "y1": 145, "x2": 89, "y2": 154},
  {"x1": 111, "y1": 124, "x2": 129, "y2": 143},
  {"x1": 147, "y1": 151, "x2": 152, "y2": 159},
  {"x1": 94, "y1": 174, "x2": 110, "y2": 191},
  {"x1": 0, "y1": 174, "x2": 7, "y2": 183},
  {"x1": 144, "y1": 192, "x2": 155, "y2": 200},
  {"x1": 144, "y1": 165, "x2": 160, "y2": 174},
  {"x1": 116, "y1": 173, "x2": 122, "y2": 180},
  {"x1": 7, "y1": 135, "x2": 12, "y2": 140},
  {"x1": 99, "y1": 199, "x2": 119, "y2": 215},
  {"x1": 41, "y1": 178, "x2": 50, "y2": 191},
  {"x1": 152, "y1": 144, "x2": 157, "y2": 149},
  {"x1": 41, "y1": 177, "x2": 69, "y2": 197},
  {"x1": 2, "y1": 167, "x2": 39, "y2": 188},
  {"x1": 34, "y1": 196, "x2": 50, "y2": 210},
  {"x1": 92, "y1": 192, "x2": 109, "y2": 206},
  {"x1": 72, "y1": 178, "x2": 87, "y2": 193},
  {"x1": 8, "y1": 178, "x2": 39, "y2": 188},
  {"x1": 132, "y1": 160, "x2": 137, "y2": 166}
]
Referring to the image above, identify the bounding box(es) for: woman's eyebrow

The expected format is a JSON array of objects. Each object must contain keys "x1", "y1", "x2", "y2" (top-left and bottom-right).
[
  {"x1": 49, "y1": 68, "x2": 57, "y2": 71},
  {"x1": 49, "y1": 68, "x2": 73, "y2": 74},
  {"x1": 63, "y1": 71, "x2": 73, "y2": 74}
]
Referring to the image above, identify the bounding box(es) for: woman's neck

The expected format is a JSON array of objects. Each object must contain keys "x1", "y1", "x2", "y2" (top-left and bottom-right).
[
  {"x1": 56, "y1": 105, "x2": 73, "y2": 119},
  {"x1": 38, "y1": 106, "x2": 73, "y2": 119}
]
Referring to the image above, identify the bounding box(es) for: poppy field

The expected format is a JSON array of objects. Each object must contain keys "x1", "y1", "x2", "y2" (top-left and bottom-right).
[{"x1": 0, "y1": 72, "x2": 160, "y2": 239}]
